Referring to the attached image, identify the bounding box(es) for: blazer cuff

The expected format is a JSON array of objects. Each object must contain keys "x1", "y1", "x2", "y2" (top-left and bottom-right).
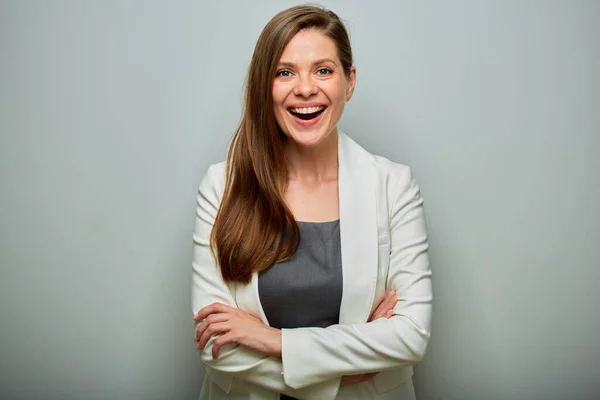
[{"x1": 282, "y1": 328, "x2": 341, "y2": 390}]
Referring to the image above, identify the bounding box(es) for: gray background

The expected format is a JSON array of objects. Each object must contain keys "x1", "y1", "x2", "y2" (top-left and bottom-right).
[{"x1": 1, "y1": 0, "x2": 598, "y2": 399}]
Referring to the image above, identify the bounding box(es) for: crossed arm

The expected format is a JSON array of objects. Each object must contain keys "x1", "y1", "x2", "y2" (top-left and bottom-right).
[
  {"x1": 193, "y1": 292, "x2": 399, "y2": 381},
  {"x1": 191, "y1": 164, "x2": 431, "y2": 398}
]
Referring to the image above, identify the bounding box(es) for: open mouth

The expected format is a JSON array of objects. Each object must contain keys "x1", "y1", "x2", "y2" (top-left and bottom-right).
[{"x1": 288, "y1": 106, "x2": 326, "y2": 121}]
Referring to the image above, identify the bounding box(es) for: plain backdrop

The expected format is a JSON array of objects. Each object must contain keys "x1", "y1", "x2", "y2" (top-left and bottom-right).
[{"x1": 1, "y1": 1, "x2": 599, "y2": 399}]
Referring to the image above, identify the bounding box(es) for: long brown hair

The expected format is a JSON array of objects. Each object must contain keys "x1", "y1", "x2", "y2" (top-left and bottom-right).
[{"x1": 211, "y1": 5, "x2": 354, "y2": 283}]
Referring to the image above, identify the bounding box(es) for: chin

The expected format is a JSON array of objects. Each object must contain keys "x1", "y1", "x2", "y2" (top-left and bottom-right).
[{"x1": 286, "y1": 127, "x2": 332, "y2": 148}]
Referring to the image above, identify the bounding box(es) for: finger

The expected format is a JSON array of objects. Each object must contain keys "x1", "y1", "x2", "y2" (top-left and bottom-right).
[
  {"x1": 371, "y1": 307, "x2": 387, "y2": 321},
  {"x1": 212, "y1": 332, "x2": 234, "y2": 359},
  {"x1": 370, "y1": 308, "x2": 386, "y2": 321},
  {"x1": 194, "y1": 302, "x2": 232, "y2": 321},
  {"x1": 194, "y1": 302, "x2": 235, "y2": 321},
  {"x1": 371, "y1": 299, "x2": 389, "y2": 320},
  {"x1": 372, "y1": 292, "x2": 396, "y2": 320},
  {"x1": 384, "y1": 290, "x2": 398, "y2": 307},
  {"x1": 198, "y1": 322, "x2": 229, "y2": 350},
  {"x1": 384, "y1": 291, "x2": 398, "y2": 312},
  {"x1": 377, "y1": 291, "x2": 397, "y2": 313},
  {"x1": 195, "y1": 314, "x2": 229, "y2": 341},
  {"x1": 390, "y1": 290, "x2": 399, "y2": 303},
  {"x1": 386, "y1": 309, "x2": 393, "y2": 318}
]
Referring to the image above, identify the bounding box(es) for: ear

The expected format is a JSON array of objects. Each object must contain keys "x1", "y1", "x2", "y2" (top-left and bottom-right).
[{"x1": 345, "y1": 65, "x2": 357, "y2": 102}]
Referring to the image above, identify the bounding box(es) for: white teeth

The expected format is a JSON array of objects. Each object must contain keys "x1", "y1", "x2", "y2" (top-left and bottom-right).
[{"x1": 289, "y1": 106, "x2": 325, "y2": 114}]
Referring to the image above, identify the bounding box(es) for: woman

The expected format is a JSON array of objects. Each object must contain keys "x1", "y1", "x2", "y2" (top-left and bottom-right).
[{"x1": 191, "y1": 5, "x2": 431, "y2": 400}]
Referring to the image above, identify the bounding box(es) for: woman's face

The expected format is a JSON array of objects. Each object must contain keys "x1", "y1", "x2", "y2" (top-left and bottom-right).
[{"x1": 272, "y1": 29, "x2": 356, "y2": 148}]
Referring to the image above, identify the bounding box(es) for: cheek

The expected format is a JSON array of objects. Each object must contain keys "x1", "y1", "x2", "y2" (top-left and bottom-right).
[
  {"x1": 328, "y1": 91, "x2": 347, "y2": 112},
  {"x1": 272, "y1": 83, "x2": 287, "y2": 107},
  {"x1": 325, "y1": 82, "x2": 348, "y2": 106},
  {"x1": 271, "y1": 87, "x2": 287, "y2": 131},
  {"x1": 271, "y1": 91, "x2": 283, "y2": 113}
]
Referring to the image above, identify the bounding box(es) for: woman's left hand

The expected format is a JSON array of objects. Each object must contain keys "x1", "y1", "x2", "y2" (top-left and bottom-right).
[{"x1": 193, "y1": 302, "x2": 282, "y2": 360}]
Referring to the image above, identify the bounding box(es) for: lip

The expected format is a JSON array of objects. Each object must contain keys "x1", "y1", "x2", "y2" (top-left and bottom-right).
[
  {"x1": 288, "y1": 106, "x2": 326, "y2": 127},
  {"x1": 287, "y1": 102, "x2": 327, "y2": 109}
]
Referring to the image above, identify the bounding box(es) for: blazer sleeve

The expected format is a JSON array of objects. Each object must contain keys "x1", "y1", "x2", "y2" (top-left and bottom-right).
[
  {"x1": 280, "y1": 166, "x2": 432, "y2": 389},
  {"x1": 191, "y1": 164, "x2": 341, "y2": 400}
]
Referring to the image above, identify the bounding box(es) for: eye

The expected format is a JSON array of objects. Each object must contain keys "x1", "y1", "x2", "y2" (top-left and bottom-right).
[
  {"x1": 317, "y1": 67, "x2": 332, "y2": 76},
  {"x1": 276, "y1": 70, "x2": 292, "y2": 77}
]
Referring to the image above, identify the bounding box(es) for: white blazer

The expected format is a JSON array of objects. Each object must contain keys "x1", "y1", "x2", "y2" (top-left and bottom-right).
[{"x1": 192, "y1": 132, "x2": 432, "y2": 400}]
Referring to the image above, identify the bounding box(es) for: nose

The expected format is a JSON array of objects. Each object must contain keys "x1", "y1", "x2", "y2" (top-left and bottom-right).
[{"x1": 292, "y1": 74, "x2": 318, "y2": 98}]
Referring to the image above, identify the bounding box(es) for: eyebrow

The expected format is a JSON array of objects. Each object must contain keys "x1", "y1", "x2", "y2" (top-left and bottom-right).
[{"x1": 277, "y1": 58, "x2": 339, "y2": 68}]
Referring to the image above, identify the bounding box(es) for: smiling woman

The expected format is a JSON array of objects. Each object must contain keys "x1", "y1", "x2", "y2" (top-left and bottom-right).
[{"x1": 191, "y1": 5, "x2": 432, "y2": 400}]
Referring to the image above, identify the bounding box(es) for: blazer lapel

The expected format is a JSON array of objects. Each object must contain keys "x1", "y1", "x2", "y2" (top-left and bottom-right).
[
  {"x1": 337, "y1": 132, "x2": 379, "y2": 324},
  {"x1": 235, "y1": 132, "x2": 379, "y2": 327}
]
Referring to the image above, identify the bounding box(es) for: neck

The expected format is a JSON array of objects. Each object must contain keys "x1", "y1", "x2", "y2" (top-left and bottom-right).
[{"x1": 285, "y1": 131, "x2": 339, "y2": 184}]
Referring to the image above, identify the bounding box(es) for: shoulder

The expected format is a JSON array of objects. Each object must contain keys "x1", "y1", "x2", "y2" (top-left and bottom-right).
[
  {"x1": 202, "y1": 161, "x2": 227, "y2": 186},
  {"x1": 371, "y1": 154, "x2": 422, "y2": 212},
  {"x1": 372, "y1": 154, "x2": 414, "y2": 186},
  {"x1": 341, "y1": 133, "x2": 422, "y2": 215},
  {"x1": 341, "y1": 132, "x2": 416, "y2": 193},
  {"x1": 197, "y1": 161, "x2": 227, "y2": 206}
]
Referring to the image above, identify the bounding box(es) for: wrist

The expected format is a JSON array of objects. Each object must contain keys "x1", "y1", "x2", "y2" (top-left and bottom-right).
[{"x1": 268, "y1": 327, "x2": 282, "y2": 357}]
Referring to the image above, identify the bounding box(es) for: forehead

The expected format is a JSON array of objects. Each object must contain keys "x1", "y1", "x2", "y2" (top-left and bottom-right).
[{"x1": 278, "y1": 29, "x2": 339, "y2": 64}]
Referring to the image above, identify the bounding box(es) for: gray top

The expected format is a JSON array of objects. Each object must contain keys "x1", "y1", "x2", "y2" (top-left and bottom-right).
[{"x1": 258, "y1": 220, "x2": 343, "y2": 329}]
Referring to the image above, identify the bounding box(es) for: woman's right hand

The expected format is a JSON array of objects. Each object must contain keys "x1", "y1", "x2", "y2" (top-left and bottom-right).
[{"x1": 340, "y1": 290, "x2": 398, "y2": 386}]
